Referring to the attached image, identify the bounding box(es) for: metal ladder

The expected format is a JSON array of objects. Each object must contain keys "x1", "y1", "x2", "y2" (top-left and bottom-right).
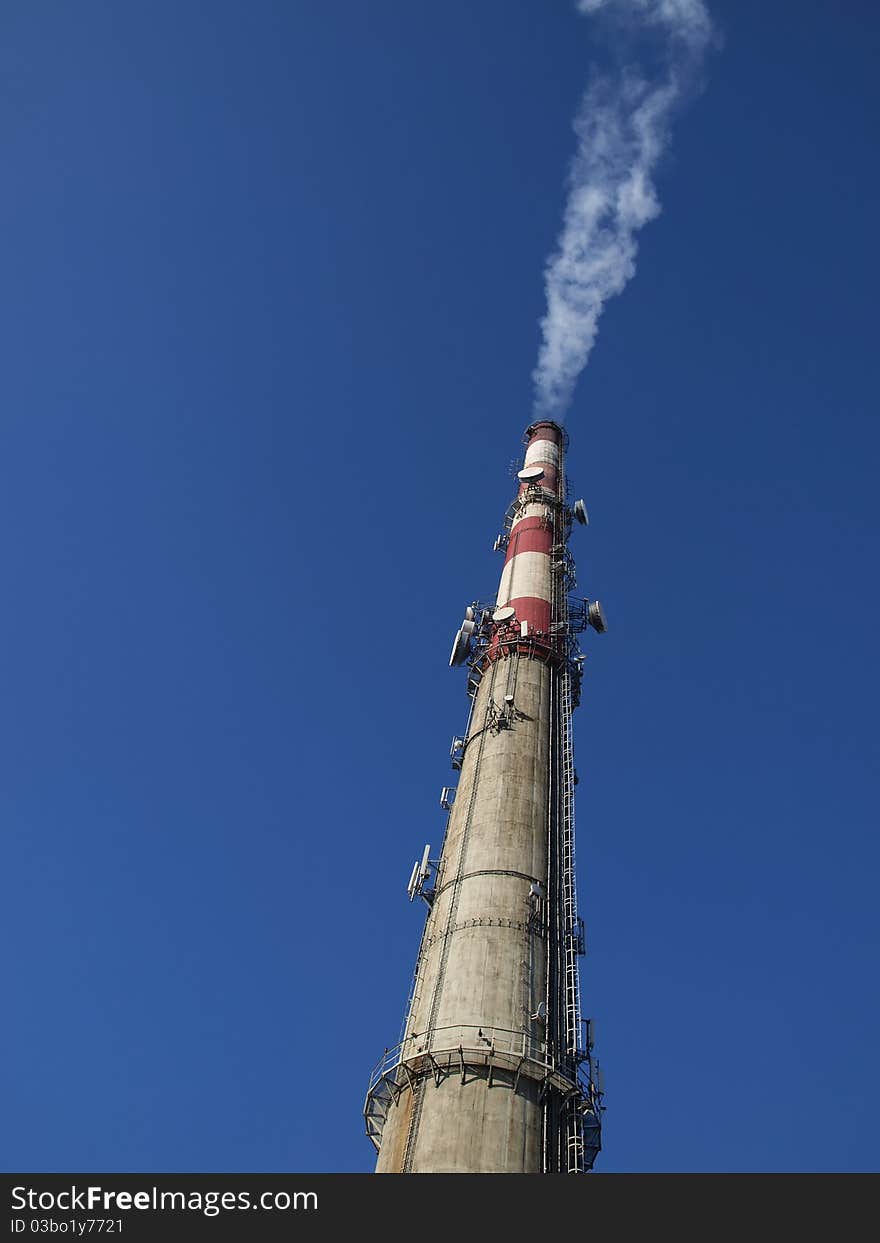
[
  {"x1": 551, "y1": 434, "x2": 588, "y2": 1173},
  {"x1": 558, "y1": 661, "x2": 587, "y2": 1172}
]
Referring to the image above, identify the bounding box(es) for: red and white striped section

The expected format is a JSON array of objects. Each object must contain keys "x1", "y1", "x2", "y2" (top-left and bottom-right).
[{"x1": 494, "y1": 422, "x2": 562, "y2": 637}]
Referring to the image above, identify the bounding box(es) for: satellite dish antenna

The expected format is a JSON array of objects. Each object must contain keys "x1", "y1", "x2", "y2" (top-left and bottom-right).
[
  {"x1": 449, "y1": 628, "x2": 471, "y2": 666},
  {"x1": 460, "y1": 618, "x2": 476, "y2": 636},
  {"x1": 573, "y1": 499, "x2": 589, "y2": 525},
  {"x1": 517, "y1": 465, "x2": 544, "y2": 483},
  {"x1": 492, "y1": 605, "x2": 516, "y2": 624},
  {"x1": 587, "y1": 600, "x2": 608, "y2": 634},
  {"x1": 464, "y1": 606, "x2": 475, "y2": 622}
]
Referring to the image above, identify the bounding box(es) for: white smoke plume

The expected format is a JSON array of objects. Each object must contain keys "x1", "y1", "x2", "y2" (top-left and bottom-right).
[{"x1": 532, "y1": 0, "x2": 715, "y2": 418}]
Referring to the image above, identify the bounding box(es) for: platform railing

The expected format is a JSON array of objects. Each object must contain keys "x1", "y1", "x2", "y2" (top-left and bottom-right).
[{"x1": 364, "y1": 1023, "x2": 595, "y2": 1154}]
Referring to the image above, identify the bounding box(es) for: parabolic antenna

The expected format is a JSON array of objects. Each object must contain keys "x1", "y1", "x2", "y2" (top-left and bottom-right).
[
  {"x1": 460, "y1": 618, "x2": 476, "y2": 636},
  {"x1": 449, "y1": 628, "x2": 471, "y2": 667},
  {"x1": 573, "y1": 499, "x2": 589, "y2": 525},
  {"x1": 517, "y1": 466, "x2": 544, "y2": 483},
  {"x1": 587, "y1": 600, "x2": 608, "y2": 634},
  {"x1": 492, "y1": 605, "x2": 516, "y2": 624},
  {"x1": 464, "y1": 606, "x2": 475, "y2": 622}
]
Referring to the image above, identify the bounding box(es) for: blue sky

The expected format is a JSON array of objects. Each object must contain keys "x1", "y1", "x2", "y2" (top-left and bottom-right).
[{"x1": 2, "y1": 0, "x2": 878, "y2": 1173}]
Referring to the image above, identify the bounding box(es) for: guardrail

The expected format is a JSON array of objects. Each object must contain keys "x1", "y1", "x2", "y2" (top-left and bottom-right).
[
  {"x1": 366, "y1": 1023, "x2": 560, "y2": 1095},
  {"x1": 364, "y1": 1023, "x2": 598, "y2": 1155}
]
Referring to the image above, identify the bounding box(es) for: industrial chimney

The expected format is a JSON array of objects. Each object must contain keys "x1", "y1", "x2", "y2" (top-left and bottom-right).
[{"x1": 365, "y1": 420, "x2": 606, "y2": 1173}]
